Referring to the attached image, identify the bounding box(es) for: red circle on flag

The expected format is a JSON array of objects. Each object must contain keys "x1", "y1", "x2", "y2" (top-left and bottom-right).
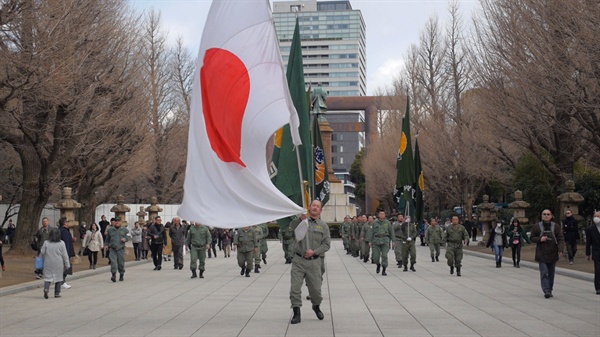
[{"x1": 201, "y1": 48, "x2": 250, "y2": 167}]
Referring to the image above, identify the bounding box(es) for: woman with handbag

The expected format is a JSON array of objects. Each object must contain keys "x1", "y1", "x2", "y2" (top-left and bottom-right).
[
  {"x1": 508, "y1": 218, "x2": 531, "y2": 268},
  {"x1": 40, "y1": 228, "x2": 70, "y2": 299},
  {"x1": 83, "y1": 223, "x2": 104, "y2": 269}
]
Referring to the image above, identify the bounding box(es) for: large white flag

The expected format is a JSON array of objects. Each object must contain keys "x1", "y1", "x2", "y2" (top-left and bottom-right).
[{"x1": 178, "y1": 0, "x2": 304, "y2": 228}]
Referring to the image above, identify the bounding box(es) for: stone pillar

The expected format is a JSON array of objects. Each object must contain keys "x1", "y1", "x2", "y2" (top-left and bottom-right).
[
  {"x1": 508, "y1": 190, "x2": 530, "y2": 226},
  {"x1": 145, "y1": 197, "x2": 163, "y2": 224},
  {"x1": 557, "y1": 180, "x2": 584, "y2": 223},
  {"x1": 136, "y1": 206, "x2": 147, "y2": 226},
  {"x1": 110, "y1": 195, "x2": 131, "y2": 227},
  {"x1": 319, "y1": 118, "x2": 340, "y2": 183},
  {"x1": 477, "y1": 195, "x2": 497, "y2": 246},
  {"x1": 54, "y1": 187, "x2": 82, "y2": 232}
]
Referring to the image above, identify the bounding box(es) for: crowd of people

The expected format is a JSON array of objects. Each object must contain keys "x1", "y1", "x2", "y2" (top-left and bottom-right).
[{"x1": 3, "y1": 205, "x2": 599, "y2": 304}]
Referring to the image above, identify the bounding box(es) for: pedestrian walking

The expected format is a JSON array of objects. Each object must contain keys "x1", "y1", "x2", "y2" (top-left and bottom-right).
[
  {"x1": 279, "y1": 224, "x2": 295, "y2": 264},
  {"x1": 530, "y1": 209, "x2": 564, "y2": 298},
  {"x1": 392, "y1": 214, "x2": 404, "y2": 268},
  {"x1": 33, "y1": 217, "x2": 51, "y2": 277},
  {"x1": 397, "y1": 215, "x2": 417, "y2": 272},
  {"x1": 58, "y1": 217, "x2": 75, "y2": 289},
  {"x1": 289, "y1": 200, "x2": 331, "y2": 324},
  {"x1": 425, "y1": 218, "x2": 443, "y2": 262},
  {"x1": 141, "y1": 223, "x2": 150, "y2": 259},
  {"x1": 368, "y1": 211, "x2": 393, "y2": 275},
  {"x1": 130, "y1": 222, "x2": 142, "y2": 261},
  {"x1": 234, "y1": 226, "x2": 259, "y2": 277},
  {"x1": 186, "y1": 222, "x2": 211, "y2": 278},
  {"x1": 169, "y1": 217, "x2": 187, "y2": 270},
  {"x1": 40, "y1": 228, "x2": 70, "y2": 299},
  {"x1": 148, "y1": 216, "x2": 166, "y2": 271},
  {"x1": 82, "y1": 223, "x2": 104, "y2": 269},
  {"x1": 444, "y1": 215, "x2": 469, "y2": 276},
  {"x1": 585, "y1": 211, "x2": 600, "y2": 295},
  {"x1": 105, "y1": 217, "x2": 129, "y2": 282},
  {"x1": 486, "y1": 222, "x2": 508, "y2": 268},
  {"x1": 508, "y1": 218, "x2": 530, "y2": 268},
  {"x1": 563, "y1": 210, "x2": 579, "y2": 264}
]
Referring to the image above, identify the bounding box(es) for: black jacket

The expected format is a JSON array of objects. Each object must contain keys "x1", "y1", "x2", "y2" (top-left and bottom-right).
[
  {"x1": 486, "y1": 226, "x2": 508, "y2": 248},
  {"x1": 148, "y1": 223, "x2": 166, "y2": 246},
  {"x1": 563, "y1": 216, "x2": 579, "y2": 243},
  {"x1": 585, "y1": 225, "x2": 600, "y2": 262}
]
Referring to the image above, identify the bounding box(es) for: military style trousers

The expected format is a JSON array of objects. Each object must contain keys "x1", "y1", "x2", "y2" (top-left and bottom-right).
[
  {"x1": 342, "y1": 237, "x2": 349, "y2": 250},
  {"x1": 402, "y1": 240, "x2": 416, "y2": 266},
  {"x1": 290, "y1": 255, "x2": 322, "y2": 308},
  {"x1": 429, "y1": 243, "x2": 441, "y2": 258},
  {"x1": 372, "y1": 243, "x2": 390, "y2": 267},
  {"x1": 394, "y1": 239, "x2": 403, "y2": 262},
  {"x1": 362, "y1": 241, "x2": 370, "y2": 259},
  {"x1": 109, "y1": 248, "x2": 125, "y2": 275},
  {"x1": 238, "y1": 250, "x2": 253, "y2": 269},
  {"x1": 190, "y1": 246, "x2": 207, "y2": 271},
  {"x1": 446, "y1": 243, "x2": 464, "y2": 268}
]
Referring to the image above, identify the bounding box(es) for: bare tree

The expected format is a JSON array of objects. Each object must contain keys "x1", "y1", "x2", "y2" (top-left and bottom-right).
[
  {"x1": 472, "y1": 0, "x2": 600, "y2": 191},
  {"x1": 0, "y1": 0, "x2": 147, "y2": 253}
]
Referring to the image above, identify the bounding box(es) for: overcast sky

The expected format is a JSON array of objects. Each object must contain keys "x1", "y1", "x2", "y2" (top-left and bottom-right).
[{"x1": 129, "y1": 0, "x2": 479, "y2": 95}]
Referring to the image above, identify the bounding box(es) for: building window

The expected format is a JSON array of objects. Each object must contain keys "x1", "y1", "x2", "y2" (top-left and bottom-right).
[
  {"x1": 332, "y1": 145, "x2": 337, "y2": 152},
  {"x1": 290, "y1": 5, "x2": 302, "y2": 12},
  {"x1": 339, "y1": 145, "x2": 343, "y2": 152},
  {"x1": 340, "y1": 157, "x2": 344, "y2": 164}
]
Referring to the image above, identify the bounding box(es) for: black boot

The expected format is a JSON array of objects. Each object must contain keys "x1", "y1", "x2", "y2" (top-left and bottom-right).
[
  {"x1": 410, "y1": 264, "x2": 416, "y2": 272},
  {"x1": 191, "y1": 270, "x2": 197, "y2": 278},
  {"x1": 456, "y1": 267, "x2": 461, "y2": 276},
  {"x1": 245, "y1": 269, "x2": 251, "y2": 277},
  {"x1": 291, "y1": 307, "x2": 301, "y2": 324},
  {"x1": 376, "y1": 264, "x2": 381, "y2": 274},
  {"x1": 254, "y1": 264, "x2": 260, "y2": 273},
  {"x1": 431, "y1": 257, "x2": 435, "y2": 262},
  {"x1": 516, "y1": 262, "x2": 520, "y2": 268},
  {"x1": 199, "y1": 269, "x2": 204, "y2": 278},
  {"x1": 119, "y1": 274, "x2": 124, "y2": 281},
  {"x1": 312, "y1": 305, "x2": 324, "y2": 320},
  {"x1": 513, "y1": 260, "x2": 517, "y2": 267},
  {"x1": 382, "y1": 267, "x2": 387, "y2": 276},
  {"x1": 111, "y1": 273, "x2": 116, "y2": 282},
  {"x1": 496, "y1": 261, "x2": 500, "y2": 268},
  {"x1": 240, "y1": 266, "x2": 246, "y2": 275},
  {"x1": 450, "y1": 266, "x2": 454, "y2": 275},
  {"x1": 262, "y1": 257, "x2": 267, "y2": 265},
  {"x1": 403, "y1": 265, "x2": 408, "y2": 272},
  {"x1": 498, "y1": 261, "x2": 501, "y2": 268},
  {"x1": 435, "y1": 256, "x2": 439, "y2": 262}
]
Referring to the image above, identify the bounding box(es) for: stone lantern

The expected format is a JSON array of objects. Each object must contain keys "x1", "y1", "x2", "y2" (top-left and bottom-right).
[
  {"x1": 145, "y1": 197, "x2": 163, "y2": 224},
  {"x1": 110, "y1": 195, "x2": 131, "y2": 227},
  {"x1": 508, "y1": 190, "x2": 530, "y2": 226},
  {"x1": 54, "y1": 187, "x2": 82, "y2": 231},
  {"x1": 557, "y1": 180, "x2": 584, "y2": 223},
  {"x1": 136, "y1": 206, "x2": 147, "y2": 226},
  {"x1": 477, "y1": 194, "x2": 497, "y2": 246}
]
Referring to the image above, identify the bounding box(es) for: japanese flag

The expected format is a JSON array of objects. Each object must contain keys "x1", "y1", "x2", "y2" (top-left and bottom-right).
[{"x1": 178, "y1": 0, "x2": 304, "y2": 228}]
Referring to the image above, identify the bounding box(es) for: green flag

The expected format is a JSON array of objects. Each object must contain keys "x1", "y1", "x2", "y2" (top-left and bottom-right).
[
  {"x1": 271, "y1": 18, "x2": 311, "y2": 230},
  {"x1": 414, "y1": 138, "x2": 424, "y2": 224},
  {"x1": 313, "y1": 115, "x2": 330, "y2": 206},
  {"x1": 395, "y1": 96, "x2": 415, "y2": 214}
]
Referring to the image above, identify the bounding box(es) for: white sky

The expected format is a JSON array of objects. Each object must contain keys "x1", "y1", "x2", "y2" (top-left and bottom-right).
[{"x1": 128, "y1": 0, "x2": 479, "y2": 95}]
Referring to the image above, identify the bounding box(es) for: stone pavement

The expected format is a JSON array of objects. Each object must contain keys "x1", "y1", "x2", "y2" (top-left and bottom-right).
[{"x1": 0, "y1": 240, "x2": 598, "y2": 337}]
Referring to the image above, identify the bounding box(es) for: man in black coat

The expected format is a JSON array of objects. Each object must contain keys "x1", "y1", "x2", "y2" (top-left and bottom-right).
[
  {"x1": 148, "y1": 216, "x2": 166, "y2": 270},
  {"x1": 585, "y1": 211, "x2": 600, "y2": 295},
  {"x1": 563, "y1": 210, "x2": 579, "y2": 264},
  {"x1": 58, "y1": 217, "x2": 75, "y2": 289}
]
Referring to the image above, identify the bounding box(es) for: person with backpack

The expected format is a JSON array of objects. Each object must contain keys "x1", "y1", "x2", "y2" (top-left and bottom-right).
[{"x1": 530, "y1": 209, "x2": 564, "y2": 298}]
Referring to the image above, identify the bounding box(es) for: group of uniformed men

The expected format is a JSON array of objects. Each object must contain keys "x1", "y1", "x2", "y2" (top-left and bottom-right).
[{"x1": 340, "y1": 213, "x2": 469, "y2": 276}]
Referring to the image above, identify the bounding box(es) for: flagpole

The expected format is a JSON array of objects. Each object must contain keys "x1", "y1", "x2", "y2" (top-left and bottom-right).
[{"x1": 295, "y1": 146, "x2": 307, "y2": 211}]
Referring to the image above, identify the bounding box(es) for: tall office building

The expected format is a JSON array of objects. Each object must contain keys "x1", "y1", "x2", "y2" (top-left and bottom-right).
[{"x1": 273, "y1": 0, "x2": 366, "y2": 176}]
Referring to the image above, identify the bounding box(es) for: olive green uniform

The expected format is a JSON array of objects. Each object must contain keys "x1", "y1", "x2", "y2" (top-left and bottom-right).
[
  {"x1": 367, "y1": 219, "x2": 393, "y2": 268},
  {"x1": 392, "y1": 221, "x2": 404, "y2": 266},
  {"x1": 289, "y1": 217, "x2": 331, "y2": 308},
  {"x1": 234, "y1": 228, "x2": 258, "y2": 274},
  {"x1": 398, "y1": 222, "x2": 418, "y2": 267},
  {"x1": 350, "y1": 221, "x2": 362, "y2": 257},
  {"x1": 260, "y1": 223, "x2": 269, "y2": 260},
  {"x1": 445, "y1": 224, "x2": 469, "y2": 269},
  {"x1": 340, "y1": 221, "x2": 351, "y2": 252},
  {"x1": 186, "y1": 225, "x2": 211, "y2": 272},
  {"x1": 278, "y1": 225, "x2": 295, "y2": 262},
  {"x1": 253, "y1": 225, "x2": 264, "y2": 266},
  {"x1": 425, "y1": 225, "x2": 443, "y2": 260},
  {"x1": 361, "y1": 222, "x2": 373, "y2": 261},
  {"x1": 106, "y1": 225, "x2": 130, "y2": 276}
]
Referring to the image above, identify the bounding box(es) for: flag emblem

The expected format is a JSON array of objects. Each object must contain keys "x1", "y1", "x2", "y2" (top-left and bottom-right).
[
  {"x1": 399, "y1": 132, "x2": 407, "y2": 158},
  {"x1": 201, "y1": 48, "x2": 250, "y2": 167},
  {"x1": 314, "y1": 146, "x2": 326, "y2": 184}
]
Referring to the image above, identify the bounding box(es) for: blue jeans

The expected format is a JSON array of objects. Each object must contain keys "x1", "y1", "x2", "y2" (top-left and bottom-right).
[
  {"x1": 493, "y1": 244, "x2": 504, "y2": 262},
  {"x1": 539, "y1": 262, "x2": 556, "y2": 294}
]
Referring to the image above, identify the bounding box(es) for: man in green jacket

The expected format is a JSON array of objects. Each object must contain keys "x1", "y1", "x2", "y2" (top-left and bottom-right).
[
  {"x1": 361, "y1": 215, "x2": 373, "y2": 263},
  {"x1": 444, "y1": 215, "x2": 470, "y2": 276},
  {"x1": 368, "y1": 210, "x2": 393, "y2": 276},
  {"x1": 279, "y1": 223, "x2": 295, "y2": 264},
  {"x1": 392, "y1": 214, "x2": 405, "y2": 268},
  {"x1": 425, "y1": 218, "x2": 443, "y2": 262},
  {"x1": 398, "y1": 216, "x2": 418, "y2": 272},
  {"x1": 289, "y1": 200, "x2": 331, "y2": 324},
  {"x1": 105, "y1": 217, "x2": 130, "y2": 282},
  {"x1": 234, "y1": 226, "x2": 259, "y2": 277},
  {"x1": 340, "y1": 216, "x2": 351, "y2": 254},
  {"x1": 186, "y1": 222, "x2": 211, "y2": 278}
]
